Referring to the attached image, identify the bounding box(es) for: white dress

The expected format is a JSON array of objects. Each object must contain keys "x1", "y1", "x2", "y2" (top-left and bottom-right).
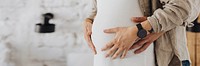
[{"x1": 91, "y1": 0, "x2": 155, "y2": 66}]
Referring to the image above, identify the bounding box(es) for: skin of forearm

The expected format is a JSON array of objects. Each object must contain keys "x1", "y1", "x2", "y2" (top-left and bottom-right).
[
  {"x1": 141, "y1": 20, "x2": 152, "y2": 31},
  {"x1": 140, "y1": 20, "x2": 165, "y2": 34}
]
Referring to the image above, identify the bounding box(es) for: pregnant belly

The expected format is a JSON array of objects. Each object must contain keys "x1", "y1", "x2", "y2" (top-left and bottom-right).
[
  {"x1": 91, "y1": 5, "x2": 142, "y2": 51},
  {"x1": 91, "y1": 0, "x2": 155, "y2": 66},
  {"x1": 91, "y1": 0, "x2": 144, "y2": 50},
  {"x1": 91, "y1": 16, "x2": 135, "y2": 51},
  {"x1": 91, "y1": 8, "x2": 155, "y2": 66},
  {"x1": 91, "y1": 18, "x2": 155, "y2": 66}
]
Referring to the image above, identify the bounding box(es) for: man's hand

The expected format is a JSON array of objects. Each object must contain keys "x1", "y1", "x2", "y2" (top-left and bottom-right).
[
  {"x1": 83, "y1": 19, "x2": 97, "y2": 55},
  {"x1": 130, "y1": 32, "x2": 164, "y2": 54},
  {"x1": 129, "y1": 17, "x2": 164, "y2": 54}
]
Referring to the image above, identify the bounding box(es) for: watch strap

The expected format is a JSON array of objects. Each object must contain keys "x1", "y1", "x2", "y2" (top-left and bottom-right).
[{"x1": 136, "y1": 23, "x2": 143, "y2": 30}]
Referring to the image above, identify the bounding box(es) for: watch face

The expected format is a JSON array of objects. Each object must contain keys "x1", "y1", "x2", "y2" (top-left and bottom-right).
[{"x1": 137, "y1": 29, "x2": 147, "y2": 38}]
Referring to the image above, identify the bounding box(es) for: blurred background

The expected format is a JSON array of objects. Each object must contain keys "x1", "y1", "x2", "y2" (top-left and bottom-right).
[
  {"x1": 187, "y1": 15, "x2": 200, "y2": 66},
  {"x1": 0, "y1": 0, "x2": 94, "y2": 66},
  {"x1": 0, "y1": 0, "x2": 199, "y2": 66}
]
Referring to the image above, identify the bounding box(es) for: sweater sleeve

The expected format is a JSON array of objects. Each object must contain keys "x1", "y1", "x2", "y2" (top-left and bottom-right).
[
  {"x1": 86, "y1": 0, "x2": 97, "y2": 21},
  {"x1": 147, "y1": 0, "x2": 193, "y2": 32}
]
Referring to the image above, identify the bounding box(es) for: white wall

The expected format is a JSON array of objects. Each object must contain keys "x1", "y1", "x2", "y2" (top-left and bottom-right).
[{"x1": 0, "y1": 0, "x2": 93, "y2": 66}]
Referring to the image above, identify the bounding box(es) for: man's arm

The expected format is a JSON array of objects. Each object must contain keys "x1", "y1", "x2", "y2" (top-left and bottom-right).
[
  {"x1": 129, "y1": 17, "x2": 165, "y2": 54},
  {"x1": 147, "y1": 0, "x2": 192, "y2": 32}
]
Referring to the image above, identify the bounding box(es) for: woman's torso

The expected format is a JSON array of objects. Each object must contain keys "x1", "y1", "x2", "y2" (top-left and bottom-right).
[{"x1": 91, "y1": 0, "x2": 155, "y2": 66}]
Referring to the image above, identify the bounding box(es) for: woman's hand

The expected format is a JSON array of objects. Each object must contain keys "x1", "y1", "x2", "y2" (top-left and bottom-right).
[
  {"x1": 101, "y1": 26, "x2": 138, "y2": 59},
  {"x1": 101, "y1": 17, "x2": 165, "y2": 59},
  {"x1": 83, "y1": 19, "x2": 97, "y2": 55},
  {"x1": 129, "y1": 17, "x2": 164, "y2": 54}
]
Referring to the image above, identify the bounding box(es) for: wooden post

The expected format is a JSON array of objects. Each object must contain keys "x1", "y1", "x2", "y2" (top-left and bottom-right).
[
  {"x1": 197, "y1": 15, "x2": 200, "y2": 66},
  {"x1": 187, "y1": 32, "x2": 196, "y2": 66},
  {"x1": 197, "y1": 33, "x2": 200, "y2": 66},
  {"x1": 187, "y1": 14, "x2": 200, "y2": 66}
]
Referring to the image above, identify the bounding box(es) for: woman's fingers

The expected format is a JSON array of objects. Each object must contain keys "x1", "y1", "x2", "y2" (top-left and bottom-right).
[
  {"x1": 111, "y1": 48, "x2": 128, "y2": 59},
  {"x1": 88, "y1": 36, "x2": 97, "y2": 54},
  {"x1": 101, "y1": 40, "x2": 115, "y2": 51},
  {"x1": 131, "y1": 17, "x2": 147, "y2": 23},
  {"x1": 105, "y1": 45, "x2": 118, "y2": 57},
  {"x1": 104, "y1": 27, "x2": 120, "y2": 33},
  {"x1": 84, "y1": 34, "x2": 97, "y2": 54},
  {"x1": 121, "y1": 49, "x2": 128, "y2": 59},
  {"x1": 134, "y1": 42, "x2": 151, "y2": 54},
  {"x1": 102, "y1": 26, "x2": 139, "y2": 59},
  {"x1": 112, "y1": 48, "x2": 124, "y2": 59}
]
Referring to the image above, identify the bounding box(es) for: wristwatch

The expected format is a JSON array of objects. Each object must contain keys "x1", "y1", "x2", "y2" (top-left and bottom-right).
[{"x1": 136, "y1": 23, "x2": 147, "y2": 39}]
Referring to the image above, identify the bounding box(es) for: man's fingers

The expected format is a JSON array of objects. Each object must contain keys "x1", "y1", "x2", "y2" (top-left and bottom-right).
[
  {"x1": 129, "y1": 39, "x2": 148, "y2": 50},
  {"x1": 129, "y1": 34, "x2": 153, "y2": 50},
  {"x1": 134, "y1": 42, "x2": 151, "y2": 54},
  {"x1": 131, "y1": 17, "x2": 147, "y2": 23},
  {"x1": 104, "y1": 27, "x2": 120, "y2": 33}
]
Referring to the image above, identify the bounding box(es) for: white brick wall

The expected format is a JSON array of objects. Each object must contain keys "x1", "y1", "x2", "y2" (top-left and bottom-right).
[
  {"x1": 0, "y1": 0, "x2": 25, "y2": 8},
  {"x1": 0, "y1": 0, "x2": 93, "y2": 66}
]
